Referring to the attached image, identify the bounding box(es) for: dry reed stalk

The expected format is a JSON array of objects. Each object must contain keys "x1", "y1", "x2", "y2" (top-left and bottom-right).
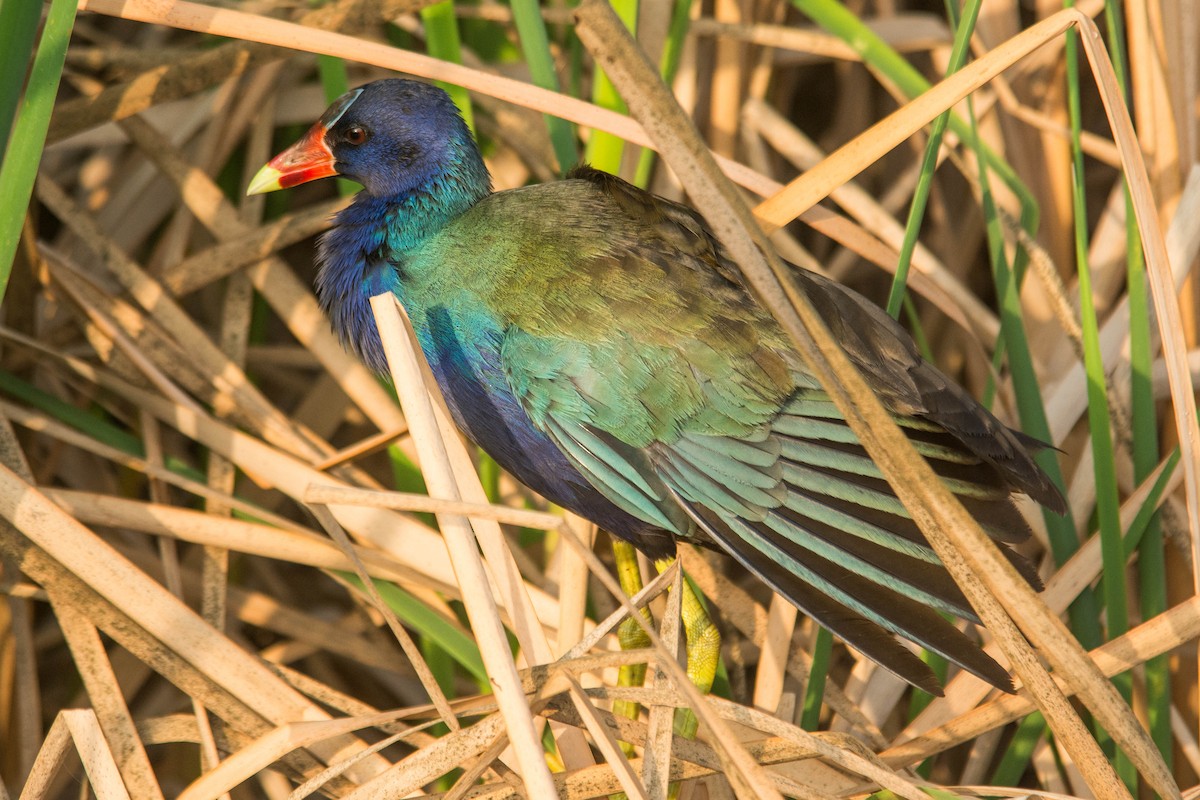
[
  {"x1": 4, "y1": 0, "x2": 1198, "y2": 795},
  {"x1": 368, "y1": 294, "x2": 560, "y2": 795},
  {"x1": 19, "y1": 710, "x2": 134, "y2": 800}
]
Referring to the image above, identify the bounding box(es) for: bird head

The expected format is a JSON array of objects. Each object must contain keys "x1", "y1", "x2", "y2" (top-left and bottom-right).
[{"x1": 247, "y1": 79, "x2": 476, "y2": 199}]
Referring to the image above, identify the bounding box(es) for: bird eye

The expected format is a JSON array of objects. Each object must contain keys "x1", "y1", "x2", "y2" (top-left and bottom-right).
[{"x1": 344, "y1": 125, "x2": 369, "y2": 146}]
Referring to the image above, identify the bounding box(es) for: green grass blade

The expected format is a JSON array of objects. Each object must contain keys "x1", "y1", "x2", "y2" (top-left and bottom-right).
[
  {"x1": 885, "y1": 0, "x2": 982, "y2": 318},
  {"x1": 1101, "y1": 0, "x2": 1171, "y2": 768},
  {"x1": 421, "y1": 0, "x2": 475, "y2": 134},
  {"x1": 1064, "y1": 8, "x2": 1126, "y2": 644},
  {"x1": 0, "y1": 369, "x2": 143, "y2": 456},
  {"x1": 1130, "y1": 235, "x2": 1171, "y2": 764},
  {"x1": 0, "y1": 0, "x2": 78, "y2": 301},
  {"x1": 963, "y1": 94, "x2": 1102, "y2": 653},
  {"x1": 1063, "y1": 9, "x2": 1132, "y2": 783},
  {"x1": 1120, "y1": 447, "x2": 1179, "y2": 558},
  {"x1": 0, "y1": 369, "x2": 216, "y2": 490},
  {"x1": 317, "y1": 54, "x2": 350, "y2": 102},
  {"x1": 421, "y1": 635, "x2": 460, "y2": 701},
  {"x1": 990, "y1": 711, "x2": 1046, "y2": 785},
  {"x1": 0, "y1": 0, "x2": 42, "y2": 156},
  {"x1": 1063, "y1": 13, "x2": 1126, "y2": 623},
  {"x1": 793, "y1": 0, "x2": 1111, "y2": 704},
  {"x1": 633, "y1": 0, "x2": 695, "y2": 188},
  {"x1": 799, "y1": 626, "x2": 831, "y2": 730},
  {"x1": 901, "y1": 295, "x2": 934, "y2": 362},
  {"x1": 583, "y1": 0, "x2": 639, "y2": 174},
  {"x1": 509, "y1": 0, "x2": 578, "y2": 173},
  {"x1": 338, "y1": 571, "x2": 490, "y2": 686},
  {"x1": 907, "y1": 644, "x2": 946, "y2": 721},
  {"x1": 788, "y1": 0, "x2": 1041, "y2": 255},
  {"x1": 790, "y1": 0, "x2": 1046, "y2": 290},
  {"x1": 872, "y1": 785, "x2": 966, "y2": 800}
]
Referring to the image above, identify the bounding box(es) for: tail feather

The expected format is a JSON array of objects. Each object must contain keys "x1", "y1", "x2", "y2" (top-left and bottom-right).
[
  {"x1": 687, "y1": 505, "x2": 943, "y2": 694},
  {"x1": 781, "y1": 437, "x2": 1011, "y2": 503},
  {"x1": 782, "y1": 465, "x2": 1044, "y2": 589},
  {"x1": 780, "y1": 450, "x2": 1031, "y2": 545},
  {"x1": 757, "y1": 512, "x2": 973, "y2": 621},
  {"x1": 772, "y1": 503, "x2": 977, "y2": 621}
]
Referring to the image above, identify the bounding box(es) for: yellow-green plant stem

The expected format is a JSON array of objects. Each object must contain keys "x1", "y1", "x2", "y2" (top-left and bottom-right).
[
  {"x1": 671, "y1": 566, "x2": 719, "y2": 739},
  {"x1": 584, "y1": 0, "x2": 638, "y2": 173}
]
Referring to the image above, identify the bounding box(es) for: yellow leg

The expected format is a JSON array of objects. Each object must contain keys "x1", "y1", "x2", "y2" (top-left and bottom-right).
[
  {"x1": 609, "y1": 541, "x2": 723, "y2": 744},
  {"x1": 612, "y1": 540, "x2": 653, "y2": 756},
  {"x1": 654, "y1": 557, "x2": 720, "y2": 739}
]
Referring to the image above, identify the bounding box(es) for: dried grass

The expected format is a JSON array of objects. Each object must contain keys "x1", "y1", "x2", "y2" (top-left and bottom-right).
[{"x1": 2, "y1": 0, "x2": 1198, "y2": 798}]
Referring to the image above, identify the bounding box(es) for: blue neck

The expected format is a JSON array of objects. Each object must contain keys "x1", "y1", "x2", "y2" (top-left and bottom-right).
[
  {"x1": 342, "y1": 142, "x2": 492, "y2": 251},
  {"x1": 315, "y1": 147, "x2": 492, "y2": 372}
]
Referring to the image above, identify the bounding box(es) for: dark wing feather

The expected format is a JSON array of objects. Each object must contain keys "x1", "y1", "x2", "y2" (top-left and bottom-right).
[{"x1": 790, "y1": 268, "x2": 1066, "y2": 514}]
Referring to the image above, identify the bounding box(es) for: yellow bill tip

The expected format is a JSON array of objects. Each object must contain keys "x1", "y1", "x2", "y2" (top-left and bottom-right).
[{"x1": 246, "y1": 164, "x2": 284, "y2": 196}]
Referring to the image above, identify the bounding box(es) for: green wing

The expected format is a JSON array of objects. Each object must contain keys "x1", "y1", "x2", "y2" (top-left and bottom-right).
[{"x1": 493, "y1": 168, "x2": 1059, "y2": 692}]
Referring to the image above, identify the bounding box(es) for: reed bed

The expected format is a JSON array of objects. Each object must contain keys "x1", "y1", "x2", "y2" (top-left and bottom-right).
[{"x1": 1, "y1": 0, "x2": 1198, "y2": 797}]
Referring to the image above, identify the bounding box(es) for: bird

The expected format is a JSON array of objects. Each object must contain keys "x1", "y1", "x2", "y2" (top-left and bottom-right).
[{"x1": 249, "y1": 78, "x2": 1065, "y2": 695}]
